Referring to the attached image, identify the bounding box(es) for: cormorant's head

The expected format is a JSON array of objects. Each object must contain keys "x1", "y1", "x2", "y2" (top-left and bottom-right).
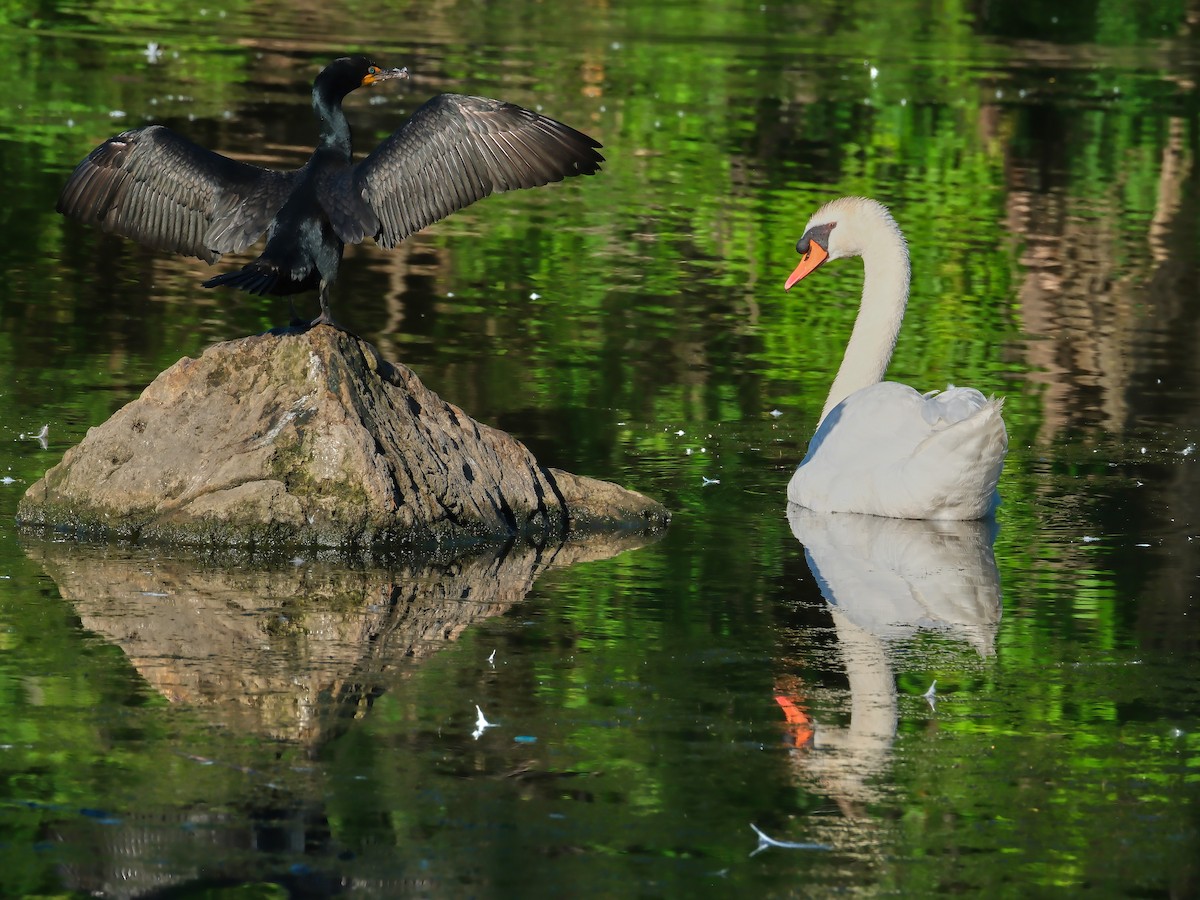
[{"x1": 315, "y1": 56, "x2": 409, "y2": 103}]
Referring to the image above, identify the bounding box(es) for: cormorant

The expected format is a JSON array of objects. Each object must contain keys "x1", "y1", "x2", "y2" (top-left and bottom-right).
[{"x1": 57, "y1": 55, "x2": 604, "y2": 327}]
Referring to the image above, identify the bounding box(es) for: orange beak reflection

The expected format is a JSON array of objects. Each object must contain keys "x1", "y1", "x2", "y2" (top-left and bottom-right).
[{"x1": 783, "y1": 240, "x2": 829, "y2": 291}]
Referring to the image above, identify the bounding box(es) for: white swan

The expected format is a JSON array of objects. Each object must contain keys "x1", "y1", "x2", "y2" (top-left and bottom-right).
[{"x1": 784, "y1": 197, "x2": 1007, "y2": 520}]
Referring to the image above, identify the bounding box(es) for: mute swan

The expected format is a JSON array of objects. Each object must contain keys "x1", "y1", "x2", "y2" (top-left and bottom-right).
[{"x1": 783, "y1": 197, "x2": 1007, "y2": 520}]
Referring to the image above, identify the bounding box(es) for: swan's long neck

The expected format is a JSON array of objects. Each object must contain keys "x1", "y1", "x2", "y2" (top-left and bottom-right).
[{"x1": 819, "y1": 220, "x2": 910, "y2": 425}]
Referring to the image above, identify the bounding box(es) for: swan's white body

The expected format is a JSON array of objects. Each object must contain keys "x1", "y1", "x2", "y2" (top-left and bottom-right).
[{"x1": 785, "y1": 197, "x2": 1007, "y2": 520}]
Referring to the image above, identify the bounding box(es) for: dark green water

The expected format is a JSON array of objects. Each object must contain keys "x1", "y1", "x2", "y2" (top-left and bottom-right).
[{"x1": 2, "y1": 1, "x2": 1199, "y2": 896}]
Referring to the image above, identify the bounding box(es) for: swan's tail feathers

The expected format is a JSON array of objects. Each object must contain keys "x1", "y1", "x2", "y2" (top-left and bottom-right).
[
  {"x1": 909, "y1": 399, "x2": 1008, "y2": 519},
  {"x1": 202, "y1": 262, "x2": 281, "y2": 297},
  {"x1": 920, "y1": 386, "x2": 1006, "y2": 426}
]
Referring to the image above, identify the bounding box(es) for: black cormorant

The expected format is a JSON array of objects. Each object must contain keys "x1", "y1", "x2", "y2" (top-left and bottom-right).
[{"x1": 57, "y1": 55, "x2": 604, "y2": 327}]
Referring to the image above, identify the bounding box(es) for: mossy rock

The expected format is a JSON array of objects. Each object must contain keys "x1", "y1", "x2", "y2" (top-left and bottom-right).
[{"x1": 17, "y1": 327, "x2": 669, "y2": 556}]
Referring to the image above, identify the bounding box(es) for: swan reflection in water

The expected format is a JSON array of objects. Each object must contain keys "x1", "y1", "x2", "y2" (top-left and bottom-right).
[{"x1": 778, "y1": 504, "x2": 1002, "y2": 814}]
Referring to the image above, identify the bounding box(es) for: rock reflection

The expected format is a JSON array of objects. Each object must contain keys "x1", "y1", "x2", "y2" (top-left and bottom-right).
[
  {"x1": 23, "y1": 533, "x2": 656, "y2": 745},
  {"x1": 782, "y1": 505, "x2": 1002, "y2": 813}
]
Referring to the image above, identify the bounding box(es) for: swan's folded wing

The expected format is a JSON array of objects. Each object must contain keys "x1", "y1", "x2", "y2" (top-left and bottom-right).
[
  {"x1": 919, "y1": 385, "x2": 989, "y2": 426},
  {"x1": 790, "y1": 382, "x2": 1007, "y2": 519},
  {"x1": 801, "y1": 382, "x2": 930, "y2": 465},
  {"x1": 905, "y1": 395, "x2": 1007, "y2": 517}
]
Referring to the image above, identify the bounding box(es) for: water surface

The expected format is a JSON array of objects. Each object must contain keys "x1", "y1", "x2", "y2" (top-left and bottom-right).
[{"x1": 1, "y1": 0, "x2": 1198, "y2": 895}]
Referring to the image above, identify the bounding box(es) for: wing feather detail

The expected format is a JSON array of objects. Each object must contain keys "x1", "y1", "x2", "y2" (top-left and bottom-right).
[
  {"x1": 327, "y1": 94, "x2": 603, "y2": 249},
  {"x1": 57, "y1": 125, "x2": 297, "y2": 263}
]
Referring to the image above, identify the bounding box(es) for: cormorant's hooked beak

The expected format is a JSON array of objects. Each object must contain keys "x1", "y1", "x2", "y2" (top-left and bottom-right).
[
  {"x1": 363, "y1": 66, "x2": 409, "y2": 86},
  {"x1": 783, "y1": 239, "x2": 829, "y2": 291}
]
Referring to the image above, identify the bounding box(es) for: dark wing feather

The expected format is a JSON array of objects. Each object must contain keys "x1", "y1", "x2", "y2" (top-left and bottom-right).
[
  {"x1": 328, "y1": 94, "x2": 603, "y2": 248},
  {"x1": 56, "y1": 125, "x2": 297, "y2": 263}
]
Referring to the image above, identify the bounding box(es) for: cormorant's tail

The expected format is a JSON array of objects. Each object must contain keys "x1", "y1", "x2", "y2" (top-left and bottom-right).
[{"x1": 202, "y1": 262, "x2": 280, "y2": 296}]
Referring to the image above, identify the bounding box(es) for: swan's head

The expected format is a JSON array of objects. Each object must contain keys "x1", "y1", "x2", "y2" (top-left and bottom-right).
[{"x1": 784, "y1": 196, "x2": 904, "y2": 291}]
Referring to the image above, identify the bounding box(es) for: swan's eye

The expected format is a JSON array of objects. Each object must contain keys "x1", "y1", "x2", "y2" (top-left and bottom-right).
[{"x1": 798, "y1": 222, "x2": 836, "y2": 257}]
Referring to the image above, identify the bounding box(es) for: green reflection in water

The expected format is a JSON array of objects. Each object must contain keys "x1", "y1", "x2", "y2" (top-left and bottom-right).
[{"x1": 0, "y1": 0, "x2": 1198, "y2": 895}]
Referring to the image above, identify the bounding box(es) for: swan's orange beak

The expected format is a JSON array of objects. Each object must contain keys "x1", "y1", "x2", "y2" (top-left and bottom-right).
[{"x1": 784, "y1": 241, "x2": 828, "y2": 291}]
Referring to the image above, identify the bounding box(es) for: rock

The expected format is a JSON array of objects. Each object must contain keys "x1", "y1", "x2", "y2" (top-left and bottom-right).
[{"x1": 17, "y1": 327, "x2": 669, "y2": 554}]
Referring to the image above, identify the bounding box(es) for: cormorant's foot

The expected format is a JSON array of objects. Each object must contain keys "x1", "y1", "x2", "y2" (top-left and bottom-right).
[
  {"x1": 258, "y1": 301, "x2": 318, "y2": 336},
  {"x1": 260, "y1": 321, "x2": 310, "y2": 336},
  {"x1": 309, "y1": 312, "x2": 360, "y2": 337}
]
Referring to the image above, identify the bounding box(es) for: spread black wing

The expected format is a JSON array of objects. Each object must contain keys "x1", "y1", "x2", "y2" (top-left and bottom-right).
[
  {"x1": 326, "y1": 94, "x2": 603, "y2": 248},
  {"x1": 57, "y1": 125, "x2": 298, "y2": 263}
]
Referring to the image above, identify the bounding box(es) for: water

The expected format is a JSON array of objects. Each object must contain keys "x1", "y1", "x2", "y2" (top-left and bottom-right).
[{"x1": 2, "y1": 1, "x2": 1199, "y2": 896}]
